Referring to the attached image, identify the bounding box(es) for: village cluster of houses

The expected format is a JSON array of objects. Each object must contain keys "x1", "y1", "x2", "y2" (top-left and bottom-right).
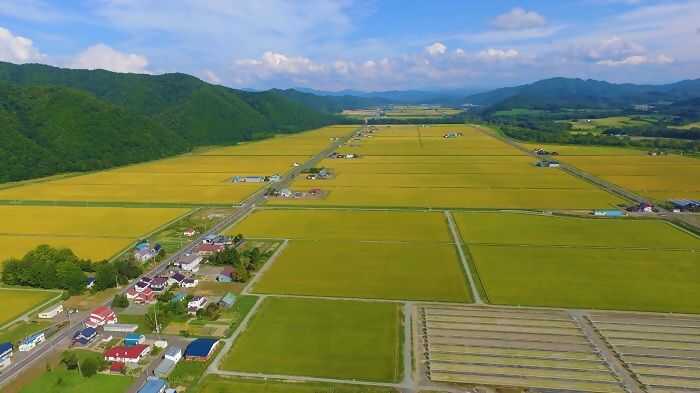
[
  {"x1": 303, "y1": 168, "x2": 331, "y2": 180},
  {"x1": 266, "y1": 188, "x2": 323, "y2": 199},
  {"x1": 536, "y1": 159, "x2": 561, "y2": 168},
  {"x1": 533, "y1": 147, "x2": 560, "y2": 156},
  {"x1": 328, "y1": 152, "x2": 359, "y2": 159},
  {"x1": 443, "y1": 131, "x2": 464, "y2": 138},
  {"x1": 231, "y1": 174, "x2": 282, "y2": 183}
]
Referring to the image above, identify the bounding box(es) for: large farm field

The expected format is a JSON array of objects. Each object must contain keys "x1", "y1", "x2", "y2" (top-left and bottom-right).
[
  {"x1": 519, "y1": 142, "x2": 700, "y2": 201},
  {"x1": 0, "y1": 126, "x2": 352, "y2": 206},
  {"x1": 0, "y1": 288, "x2": 60, "y2": 326},
  {"x1": 453, "y1": 212, "x2": 700, "y2": 312},
  {"x1": 0, "y1": 205, "x2": 188, "y2": 263},
  {"x1": 270, "y1": 124, "x2": 623, "y2": 209},
  {"x1": 229, "y1": 209, "x2": 470, "y2": 301},
  {"x1": 221, "y1": 297, "x2": 402, "y2": 382}
]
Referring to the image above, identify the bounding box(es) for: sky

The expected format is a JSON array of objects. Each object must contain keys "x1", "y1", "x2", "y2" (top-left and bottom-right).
[{"x1": 0, "y1": 0, "x2": 698, "y2": 91}]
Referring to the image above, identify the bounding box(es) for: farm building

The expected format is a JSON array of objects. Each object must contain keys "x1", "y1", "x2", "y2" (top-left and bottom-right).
[
  {"x1": 279, "y1": 188, "x2": 293, "y2": 198},
  {"x1": 188, "y1": 296, "x2": 208, "y2": 315},
  {"x1": 0, "y1": 342, "x2": 13, "y2": 368},
  {"x1": 19, "y1": 332, "x2": 45, "y2": 352},
  {"x1": 104, "y1": 344, "x2": 151, "y2": 364},
  {"x1": 218, "y1": 292, "x2": 237, "y2": 308},
  {"x1": 670, "y1": 199, "x2": 700, "y2": 211},
  {"x1": 184, "y1": 338, "x2": 219, "y2": 361},
  {"x1": 73, "y1": 327, "x2": 98, "y2": 345},
  {"x1": 103, "y1": 323, "x2": 139, "y2": 333},
  {"x1": 183, "y1": 228, "x2": 196, "y2": 237},
  {"x1": 149, "y1": 276, "x2": 169, "y2": 292},
  {"x1": 124, "y1": 333, "x2": 146, "y2": 346},
  {"x1": 154, "y1": 346, "x2": 182, "y2": 378},
  {"x1": 202, "y1": 234, "x2": 218, "y2": 244},
  {"x1": 194, "y1": 243, "x2": 225, "y2": 256},
  {"x1": 38, "y1": 304, "x2": 63, "y2": 319},
  {"x1": 182, "y1": 278, "x2": 198, "y2": 288},
  {"x1": 593, "y1": 209, "x2": 626, "y2": 217},
  {"x1": 171, "y1": 291, "x2": 187, "y2": 303},
  {"x1": 86, "y1": 277, "x2": 95, "y2": 289},
  {"x1": 134, "y1": 247, "x2": 157, "y2": 263},
  {"x1": 178, "y1": 254, "x2": 203, "y2": 271},
  {"x1": 168, "y1": 272, "x2": 186, "y2": 286},
  {"x1": 536, "y1": 160, "x2": 560, "y2": 168},
  {"x1": 626, "y1": 202, "x2": 655, "y2": 213},
  {"x1": 216, "y1": 266, "x2": 236, "y2": 283},
  {"x1": 137, "y1": 377, "x2": 168, "y2": 393},
  {"x1": 232, "y1": 176, "x2": 264, "y2": 183},
  {"x1": 85, "y1": 306, "x2": 117, "y2": 328}
]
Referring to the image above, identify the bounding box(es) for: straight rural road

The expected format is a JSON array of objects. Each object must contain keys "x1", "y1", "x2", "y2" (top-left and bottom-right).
[{"x1": 0, "y1": 126, "x2": 359, "y2": 390}]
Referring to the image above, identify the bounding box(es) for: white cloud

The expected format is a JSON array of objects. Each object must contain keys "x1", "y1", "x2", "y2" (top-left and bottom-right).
[
  {"x1": 0, "y1": 26, "x2": 44, "y2": 63},
  {"x1": 492, "y1": 8, "x2": 547, "y2": 31},
  {"x1": 425, "y1": 42, "x2": 447, "y2": 56},
  {"x1": 477, "y1": 48, "x2": 520, "y2": 61},
  {"x1": 597, "y1": 54, "x2": 674, "y2": 66},
  {"x1": 201, "y1": 69, "x2": 221, "y2": 84},
  {"x1": 69, "y1": 44, "x2": 149, "y2": 73}
]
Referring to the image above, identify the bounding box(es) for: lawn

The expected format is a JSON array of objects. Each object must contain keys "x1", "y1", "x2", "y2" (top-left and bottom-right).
[
  {"x1": 252, "y1": 240, "x2": 470, "y2": 302},
  {"x1": 18, "y1": 369, "x2": 132, "y2": 393},
  {"x1": 230, "y1": 209, "x2": 452, "y2": 242},
  {"x1": 0, "y1": 320, "x2": 51, "y2": 344},
  {"x1": 195, "y1": 375, "x2": 398, "y2": 393},
  {"x1": 0, "y1": 288, "x2": 60, "y2": 326},
  {"x1": 470, "y1": 245, "x2": 700, "y2": 313},
  {"x1": 221, "y1": 297, "x2": 402, "y2": 382},
  {"x1": 453, "y1": 212, "x2": 699, "y2": 249}
]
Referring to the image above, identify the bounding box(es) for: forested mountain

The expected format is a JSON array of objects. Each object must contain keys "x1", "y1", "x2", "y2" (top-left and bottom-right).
[
  {"x1": 0, "y1": 62, "x2": 336, "y2": 183},
  {"x1": 466, "y1": 77, "x2": 700, "y2": 109},
  {"x1": 272, "y1": 88, "x2": 391, "y2": 113}
]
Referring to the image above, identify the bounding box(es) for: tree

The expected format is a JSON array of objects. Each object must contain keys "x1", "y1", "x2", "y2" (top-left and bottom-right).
[
  {"x1": 80, "y1": 357, "x2": 99, "y2": 377},
  {"x1": 112, "y1": 293, "x2": 129, "y2": 308},
  {"x1": 94, "y1": 262, "x2": 118, "y2": 291},
  {"x1": 60, "y1": 351, "x2": 78, "y2": 370},
  {"x1": 55, "y1": 260, "x2": 86, "y2": 294}
]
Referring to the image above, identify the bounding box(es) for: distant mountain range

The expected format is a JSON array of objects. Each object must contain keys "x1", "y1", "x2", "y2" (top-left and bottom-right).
[
  {"x1": 464, "y1": 77, "x2": 700, "y2": 110},
  {"x1": 295, "y1": 87, "x2": 485, "y2": 105}
]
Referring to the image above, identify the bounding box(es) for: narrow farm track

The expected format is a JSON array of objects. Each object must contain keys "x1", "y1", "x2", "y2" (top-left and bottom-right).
[
  {"x1": 0, "y1": 127, "x2": 359, "y2": 390},
  {"x1": 444, "y1": 210, "x2": 483, "y2": 304}
]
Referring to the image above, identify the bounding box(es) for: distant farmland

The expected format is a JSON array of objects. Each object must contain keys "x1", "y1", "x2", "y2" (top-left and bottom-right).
[{"x1": 271, "y1": 124, "x2": 623, "y2": 209}]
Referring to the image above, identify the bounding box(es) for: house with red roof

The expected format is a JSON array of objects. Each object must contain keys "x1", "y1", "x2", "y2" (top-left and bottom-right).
[
  {"x1": 104, "y1": 344, "x2": 151, "y2": 364},
  {"x1": 85, "y1": 306, "x2": 117, "y2": 328},
  {"x1": 194, "y1": 243, "x2": 225, "y2": 256}
]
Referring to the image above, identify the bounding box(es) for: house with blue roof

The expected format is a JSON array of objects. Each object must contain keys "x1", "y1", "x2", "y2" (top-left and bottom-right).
[
  {"x1": 137, "y1": 377, "x2": 167, "y2": 393},
  {"x1": 73, "y1": 327, "x2": 98, "y2": 345},
  {"x1": 0, "y1": 342, "x2": 13, "y2": 368},
  {"x1": 124, "y1": 333, "x2": 146, "y2": 346},
  {"x1": 184, "y1": 338, "x2": 218, "y2": 361},
  {"x1": 19, "y1": 332, "x2": 45, "y2": 352}
]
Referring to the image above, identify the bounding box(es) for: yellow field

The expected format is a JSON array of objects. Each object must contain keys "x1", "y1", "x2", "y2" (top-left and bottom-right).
[
  {"x1": 229, "y1": 208, "x2": 452, "y2": 242},
  {"x1": 0, "y1": 205, "x2": 188, "y2": 263},
  {"x1": 1, "y1": 288, "x2": 59, "y2": 326},
  {"x1": 0, "y1": 126, "x2": 355, "y2": 205},
  {"x1": 562, "y1": 155, "x2": 700, "y2": 200},
  {"x1": 273, "y1": 125, "x2": 623, "y2": 209}
]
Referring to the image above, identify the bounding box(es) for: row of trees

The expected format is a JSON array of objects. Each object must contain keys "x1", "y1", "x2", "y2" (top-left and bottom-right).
[
  {"x1": 206, "y1": 244, "x2": 270, "y2": 282},
  {"x1": 1, "y1": 245, "x2": 143, "y2": 294}
]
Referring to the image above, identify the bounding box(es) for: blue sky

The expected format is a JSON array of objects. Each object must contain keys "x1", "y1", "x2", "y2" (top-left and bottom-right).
[{"x1": 0, "y1": 0, "x2": 698, "y2": 91}]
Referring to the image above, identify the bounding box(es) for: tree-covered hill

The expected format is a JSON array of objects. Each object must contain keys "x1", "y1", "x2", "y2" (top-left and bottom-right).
[
  {"x1": 0, "y1": 62, "x2": 339, "y2": 183},
  {"x1": 466, "y1": 77, "x2": 700, "y2": 109}
]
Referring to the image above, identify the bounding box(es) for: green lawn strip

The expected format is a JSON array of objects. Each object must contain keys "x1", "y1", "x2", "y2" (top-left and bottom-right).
[
  {"x1": 0, "y1": 320, "x2": 52, "y2": 345},
  {"x1": 18, "y1": 369, "x2": 133, "y2": 393},
  {"x1": 194, "y1": 375, "x2": 398, "y2": 393},
  {"x1": 470, "y1": 245, "x2": 700, "y2": 313},
  {"x1": 221, "y1": 295, "x2": 258, "y2": 336},
  {"x1": 115, "y1": 313, "x2": 152, "y2": 334},
  {"x1": 221, "y1": 297, "x2": 402, "y2": 382},
  {"x1": 253, "y1": 240, "x2": 470, "y2": 302}
]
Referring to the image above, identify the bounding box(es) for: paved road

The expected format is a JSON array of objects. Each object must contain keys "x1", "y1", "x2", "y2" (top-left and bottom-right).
[
  {"x1": 0, "y1": 126, "x2": 359, "y2": 389},
  {"x1": 444, "y1": 211, "x2": 483, "y2": 304}
]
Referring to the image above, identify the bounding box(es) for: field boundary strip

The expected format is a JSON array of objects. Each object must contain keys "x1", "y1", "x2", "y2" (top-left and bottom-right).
[{"x1": 445, "y1": 211, "x2": 489, "y2": 304}]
